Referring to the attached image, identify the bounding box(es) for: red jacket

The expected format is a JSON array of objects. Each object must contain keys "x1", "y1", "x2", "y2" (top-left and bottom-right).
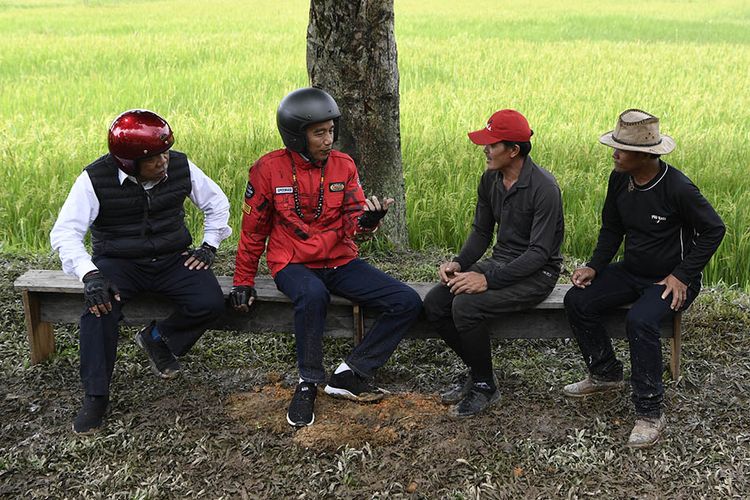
[{"x1": 234, "y1": 148, "x2": 371, "y2": 286}]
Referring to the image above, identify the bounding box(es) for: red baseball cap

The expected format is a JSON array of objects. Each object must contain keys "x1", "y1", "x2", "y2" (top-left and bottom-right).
[{"x1": 468, "y1": 109, "x2": 533, "y2": 144}]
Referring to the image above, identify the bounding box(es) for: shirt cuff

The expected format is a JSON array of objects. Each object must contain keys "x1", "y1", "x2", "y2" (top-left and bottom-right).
[
  {"x1": 74, "y1": 261, "x2": 99, "y2": 282},
  {"x1": 671, "y1": 268, "x2": 691, "y2": 286}
]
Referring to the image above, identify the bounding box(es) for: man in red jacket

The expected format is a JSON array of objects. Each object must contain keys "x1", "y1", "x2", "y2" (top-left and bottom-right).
[{"x1": 230, "y1": 88, "x2": 422, "y2": 427}]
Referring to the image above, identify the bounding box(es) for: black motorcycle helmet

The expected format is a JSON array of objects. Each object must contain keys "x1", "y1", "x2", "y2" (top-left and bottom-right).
[{"x1": 276, "y1": 87, "x2": 341, "y2": 154}]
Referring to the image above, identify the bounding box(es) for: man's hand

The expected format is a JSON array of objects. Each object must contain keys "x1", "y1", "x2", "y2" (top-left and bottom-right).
[
  {"x1": 358, "y1": 195, "x2": 395, "y2": 230},
  {"x1": 656, "y1": 274, "x2": 688, "y2": 311},
  {"x1": 185, "y1": 242, "x2": 216, "y2": 270},
  {"x1": 229, "y1": 285, "x2": 257, "y2": 312},
  {"x1": 447, "y1": 271, "x2": 488, "y2": 295},
  {"x1": 438, "y1": 261, "x2": 462, "y2": 285},
  {"x1": 82, "y1": 270, "x2": 121, "y2": 317},
  {"x1": 571, "y1": 266, "x2": 596, "y2": 288}
]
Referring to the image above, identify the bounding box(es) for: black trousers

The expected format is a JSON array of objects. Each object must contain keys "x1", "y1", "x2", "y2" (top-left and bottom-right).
[
  {"x1": 79, "y1": 252, "x2": 225, "y2": 395},
  {"x1": 564, "y1": 263, "x2": 698, "y2": 418},
  {"x1": 423, "y1": 260, "x2": 557, "y2": 383}
]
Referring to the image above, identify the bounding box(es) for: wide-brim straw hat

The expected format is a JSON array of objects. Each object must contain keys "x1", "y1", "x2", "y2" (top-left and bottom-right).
[{"x1": 599, "y1": 109, "x2": 675, "y2": 155}]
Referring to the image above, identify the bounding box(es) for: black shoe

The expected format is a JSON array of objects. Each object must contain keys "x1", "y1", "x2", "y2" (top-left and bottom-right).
[
  {"x1": 72, "y1": 395, "x2": 109, "y2": 434},
  {"x1": 324, "y1": 369, "x2": 387, "y2": 402},
  {"x1": 449, "y1": 383, "x2": 501, "y2": 418},
  {"x1": 287, "y1": 382, "x2": 317, "y2": 427},
  {"x1": 134, "y1": 321, "x2": 181, "y2": 379},
  {"x1": 440, "y1": 371, "x2": 473, "y2": 405}
]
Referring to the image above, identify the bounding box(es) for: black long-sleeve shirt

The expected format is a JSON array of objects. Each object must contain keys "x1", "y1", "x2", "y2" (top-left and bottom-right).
[
  {"x1": 454, "y1": 156, "x2": 564, "y2": 289},
  {"x1": 587, "y1": 161, "x2": 725, "y2": 288}
]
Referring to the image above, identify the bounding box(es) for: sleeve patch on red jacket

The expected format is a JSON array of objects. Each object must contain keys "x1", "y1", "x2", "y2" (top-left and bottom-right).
[{"x1": 245, "y1": 182, "x2": 254, "y2": 199}]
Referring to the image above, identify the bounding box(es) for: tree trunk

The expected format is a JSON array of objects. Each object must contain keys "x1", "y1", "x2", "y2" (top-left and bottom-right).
[{"x1": 307, "y1": 0, "x2": 407, "y2": 247}]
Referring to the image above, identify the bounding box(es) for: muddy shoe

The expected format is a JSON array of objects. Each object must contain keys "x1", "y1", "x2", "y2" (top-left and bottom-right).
[
  {"x1": 449, "y1": 382, "x2": 501, "y2": 418},
  {"x1": 562, "y1": 376, "x2": 623, "y2": 398},
  {"x1": 287, "y1": 382, "x2": 317, "y2": 427},
  {"x1": 134, "y1": 322, "x2": 181, "y2": 379},
  {"x1": 324, "y1": 370, "x2": 386, "y2": 403},
  {"x1": 72, "y1": 395, "x2": 109, "y2": 434},
  {"x1": 627, "y1": 415, "x2": 666, "y2": 449},
  {"x1": 440, "y1": 372, "x2": 473, "y2": 405}
]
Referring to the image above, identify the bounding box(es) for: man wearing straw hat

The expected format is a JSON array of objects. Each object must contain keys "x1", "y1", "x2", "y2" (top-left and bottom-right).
[
  {"x1": 423, "y1": 109, "x2": 564, "y2": 418},
  {"x1": 563, "y1": 109, "x2": 725, "y2": 448}
]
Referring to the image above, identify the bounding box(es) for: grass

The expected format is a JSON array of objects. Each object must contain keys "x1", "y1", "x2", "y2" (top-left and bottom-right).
[{"x1": 1, "y1": 0, "x2": 749, "y2": 288}]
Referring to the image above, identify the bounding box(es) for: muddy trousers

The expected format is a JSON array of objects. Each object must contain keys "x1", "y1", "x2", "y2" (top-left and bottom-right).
[
  {"x1": 564, "y1": 263, "x2": 698, "y2": 418},
  {"x1": 423, "y1": 261, "x2": 557, "y2": 384},
  {"x1": 79, "y1": 253, "x2": 225, "y2": 396},
  {"x1": 274, "y1": 258, "x2": 422, "y2": 383}
]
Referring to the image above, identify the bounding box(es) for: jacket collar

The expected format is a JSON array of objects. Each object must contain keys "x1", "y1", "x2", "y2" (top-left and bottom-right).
[{"x1": 289, "y1": 149, "x2": 325, "y2": 170}]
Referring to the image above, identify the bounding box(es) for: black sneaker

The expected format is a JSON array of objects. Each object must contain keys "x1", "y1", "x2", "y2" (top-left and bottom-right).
[
  {"x1": 440, "y1": 371, "x2": 473, "y2": 405},
  {"x1": 449, "y1": 382, "x2": 501, "y2": 418},
  {"x1": 287, "y1": 382, "x2": 317, "y2": 427},
  {"x1": 324, "y1": 369, "x2": 387, "y2": 402},
  {"x1": 134, "y1": 321, "x2": 181, "y2": 379},
  {"x1": 72, "y1": 395, "x2": 109, "y2": 434}
]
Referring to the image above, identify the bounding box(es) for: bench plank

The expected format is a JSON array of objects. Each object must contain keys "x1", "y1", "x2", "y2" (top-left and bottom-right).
[{"x1": 13, "y1": 270, "x2": 681, "y2": 379}]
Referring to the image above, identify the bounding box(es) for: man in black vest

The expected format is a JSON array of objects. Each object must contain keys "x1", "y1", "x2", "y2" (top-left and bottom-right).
[{"x1": 50, "y1": 109, "x2": 232, "y2": 434}]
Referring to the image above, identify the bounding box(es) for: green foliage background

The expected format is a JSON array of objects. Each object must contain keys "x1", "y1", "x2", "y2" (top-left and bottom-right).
[{"x1": 1, "y1": 0, "x2": 748, "y2": 286}]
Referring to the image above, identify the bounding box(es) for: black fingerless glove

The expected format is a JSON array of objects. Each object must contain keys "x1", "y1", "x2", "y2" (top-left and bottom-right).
[
  {"x1": 82, "y1": 271, "x2": 120, "y2": 308},
  {"x1": 358, "y1": 209, "x2": 388, "y2": 230},
  {"x1": 229, "y1": 285, "x2": 257, "y2": 309},
  {"x1": 190, "y1": 242, "x2": 217, "y2": 268}
]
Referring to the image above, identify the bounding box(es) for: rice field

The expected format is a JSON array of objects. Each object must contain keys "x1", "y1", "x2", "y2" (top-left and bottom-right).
[{"x1": 1, "y1": 0, "x2": 749, "y2": 287}]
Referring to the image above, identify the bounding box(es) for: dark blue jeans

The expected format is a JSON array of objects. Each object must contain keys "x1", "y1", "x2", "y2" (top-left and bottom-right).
[
  {"x1": 564, "y1": 263, "x2": 698, "y2": 418},
  {"x1": 274, "y1": 258, "x2": 422, "y2": 383},
  {"x1": 79, "y1": 253, "x2": 225, "y2": 395}
]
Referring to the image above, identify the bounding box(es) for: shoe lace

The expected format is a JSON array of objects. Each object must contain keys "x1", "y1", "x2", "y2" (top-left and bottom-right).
[{"x1": 294, "y1": 384, "x2": 316, "y2": 403}]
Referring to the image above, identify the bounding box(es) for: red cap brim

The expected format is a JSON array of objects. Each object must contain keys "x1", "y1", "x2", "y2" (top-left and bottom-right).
[{"x1": 468, "y1": 128, "x2": 501, "y2": 145}]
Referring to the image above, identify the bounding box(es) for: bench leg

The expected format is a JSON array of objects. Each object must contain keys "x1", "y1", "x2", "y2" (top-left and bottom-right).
[
  {"x1": 22, "y1": 291, "x2": 55, "y2": 364},
  {"x1": 669, "y1": 312, "x2": 682, "y2": 381},
  {"x1": 352, "y1": 304, "x2": 365, "y2": 346}
]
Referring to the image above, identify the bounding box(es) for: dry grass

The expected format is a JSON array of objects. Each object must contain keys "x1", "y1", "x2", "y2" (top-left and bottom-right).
[{"x1": 1, "y1": 252, "x2": 749, "y2": 498}]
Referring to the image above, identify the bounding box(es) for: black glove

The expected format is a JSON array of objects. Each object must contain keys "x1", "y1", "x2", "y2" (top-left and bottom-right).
[
  {"x1": 358, "y1": 208, "x2": 388, "y2": 230},
  {"x1": 189, "y1": 242, "x2": 217, "y2": 268},
  {"x1": 82, "y1": 271, "x2": 120, "y2": 309},
  {"x1": 229, "y1": 285, "x2": 257, "y2": 310}
]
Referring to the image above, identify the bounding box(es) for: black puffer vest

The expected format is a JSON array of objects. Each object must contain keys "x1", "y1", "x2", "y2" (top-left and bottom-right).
[{"x1": 85, "y1": 151, "x2": 193, "y2": 259}]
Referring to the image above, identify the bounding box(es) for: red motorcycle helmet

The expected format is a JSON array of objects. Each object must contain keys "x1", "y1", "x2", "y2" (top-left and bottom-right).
[{"x1": 108, "y1": 109, "x2": 174, "y2": 175}]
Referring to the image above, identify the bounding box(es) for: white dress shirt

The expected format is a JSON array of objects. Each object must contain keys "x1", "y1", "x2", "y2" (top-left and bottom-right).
[{"x1": 50, "y1": 159, "x2": 232, "y2": 280}]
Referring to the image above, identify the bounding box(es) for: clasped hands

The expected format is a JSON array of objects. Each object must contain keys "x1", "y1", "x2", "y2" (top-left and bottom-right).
[{"x1": 438, "y1": 261, "x2": 488, "y2": 295}]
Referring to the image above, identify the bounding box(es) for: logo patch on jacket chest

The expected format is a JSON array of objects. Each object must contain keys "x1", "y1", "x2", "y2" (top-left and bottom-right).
[
  {"x1": 329, "y1": 182, "x2": 345, "y2": 192},
  {"x1": 651, "y1": 214, "x2": 667, "y2": 223},
  {"x1": 275, "y1": 186, "x2": 293, "y2": 194}
]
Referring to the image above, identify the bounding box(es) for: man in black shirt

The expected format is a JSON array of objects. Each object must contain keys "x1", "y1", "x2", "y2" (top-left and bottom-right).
[
  {"x1": 423, "y1": 110, "x2": 564, "y2": 418},
  {"x1": 564, "y1": 109, "x2": 725, "y2": 448}
]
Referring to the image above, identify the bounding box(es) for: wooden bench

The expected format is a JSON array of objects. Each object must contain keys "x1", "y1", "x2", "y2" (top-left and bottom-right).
[{"x1": 14, "y1": 270, "x2": 683, "y2": 379}]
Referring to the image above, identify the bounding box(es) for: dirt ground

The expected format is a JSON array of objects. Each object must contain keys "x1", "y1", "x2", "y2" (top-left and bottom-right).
[
  {"x1": 2, "y1": 252, "x2": 749, "y2": 498},
  {"x1": 227, "y1": 380, "x2": 445, "y2": 450}
]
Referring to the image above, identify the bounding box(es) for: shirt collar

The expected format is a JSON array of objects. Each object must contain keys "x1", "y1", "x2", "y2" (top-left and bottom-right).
[
  {"x1": 515, "y1": 156, "x2": 534, "y2": 189},
  {"x1": 118, "y1": 167, "x2": 168, "y2": 189}
]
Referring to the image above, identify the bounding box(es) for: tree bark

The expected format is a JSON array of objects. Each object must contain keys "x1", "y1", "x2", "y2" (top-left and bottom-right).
[{"x1": 307, "y1": 0, "x2": 407, "y2": 247}]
